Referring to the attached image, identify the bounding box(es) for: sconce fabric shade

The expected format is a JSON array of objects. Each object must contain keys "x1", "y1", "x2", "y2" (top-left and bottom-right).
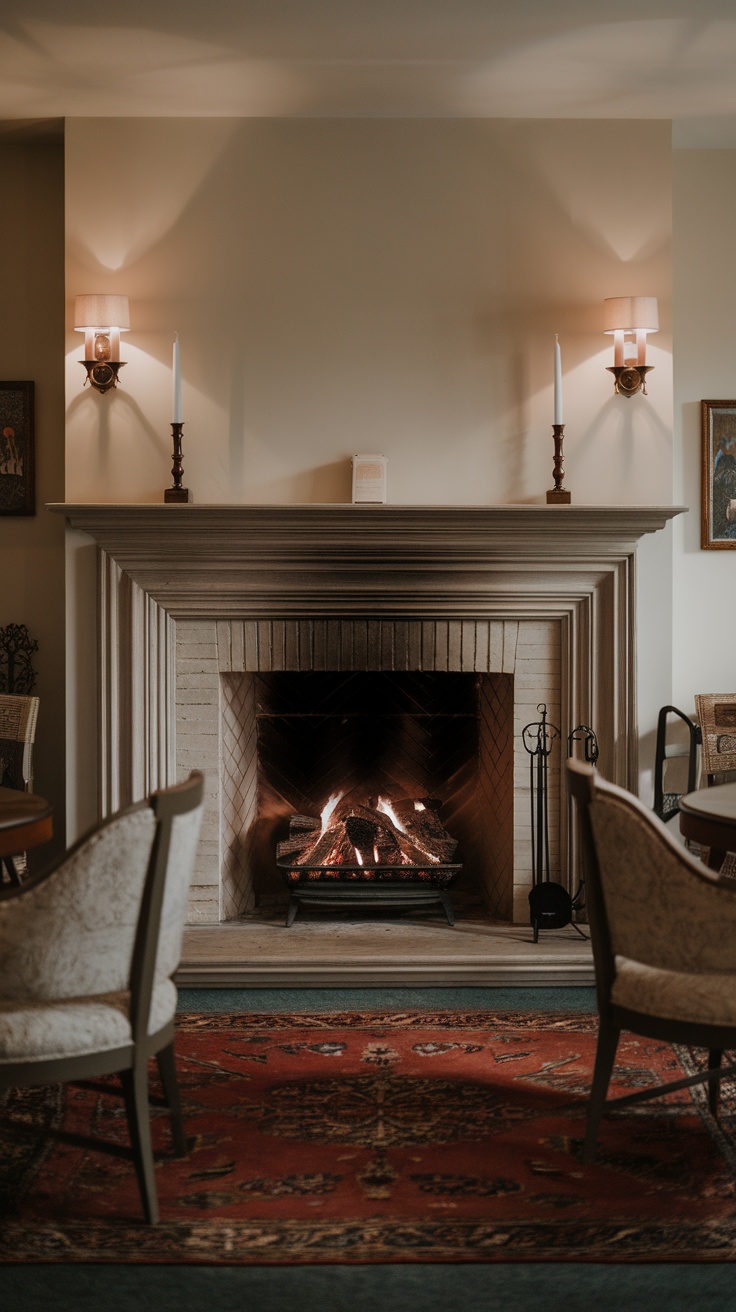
[
  {"x1": 603, "y1": 296, "x2": 659, "y2": 333},
  {"x1": 74, "y1": 294, "x2": 130, "y2": 331}
]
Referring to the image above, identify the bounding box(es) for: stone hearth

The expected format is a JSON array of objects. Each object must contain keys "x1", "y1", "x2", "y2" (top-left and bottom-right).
[{"x1": 53, "y1": 502, "x2": 681, "y2": 983}]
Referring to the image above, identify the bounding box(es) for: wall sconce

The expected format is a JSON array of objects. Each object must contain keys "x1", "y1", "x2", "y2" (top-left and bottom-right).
[
  {"x1": 74, "y1": 294, "x2": 130, "y2": 394},
  {"x1": 603, "y1": 296, "x2": 658, "y2": 398}
]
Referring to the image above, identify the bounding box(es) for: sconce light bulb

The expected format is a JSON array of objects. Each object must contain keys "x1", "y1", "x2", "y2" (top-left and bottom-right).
[{"x1": 94, "y1": 333, "x2": 111, "y2": 362}]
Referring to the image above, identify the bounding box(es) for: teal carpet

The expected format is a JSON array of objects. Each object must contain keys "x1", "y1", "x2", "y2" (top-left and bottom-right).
[
  {"x1": 4, "y1": 1260, "x2": 735, "y2": 1312},
  {"x1": 3, "y1": 986, "x2": 732, "y2": 1312},
  {"x1": 176, "y1": 985, "x2": 598, "y2": 1013}
]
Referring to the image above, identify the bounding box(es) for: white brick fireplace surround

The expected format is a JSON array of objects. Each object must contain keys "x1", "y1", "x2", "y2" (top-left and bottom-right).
[{"x1": 54, "y1": 504, "x2": 680, "y2": 985}]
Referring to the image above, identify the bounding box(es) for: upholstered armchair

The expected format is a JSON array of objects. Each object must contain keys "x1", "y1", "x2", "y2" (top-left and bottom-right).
[
  {"x1": 567, "y1": 757, "x2": 736, "y2": 1161},
  {"x1": 0, "y1": 772, "x2": 204, "y2": 1223}
]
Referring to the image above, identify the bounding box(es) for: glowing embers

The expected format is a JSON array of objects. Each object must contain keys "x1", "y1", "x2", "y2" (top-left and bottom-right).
[{"x1": 276, "y1": 793, "x2": 461, "y2": 926}]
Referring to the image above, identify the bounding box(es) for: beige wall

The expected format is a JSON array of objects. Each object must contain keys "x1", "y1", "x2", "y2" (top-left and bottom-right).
[
  {"x1": 0, "y1": 140, "x2": 66, "y2": 859},
  {"x1": 672, "y1": 150, "x2": 736, "y2": 713},
  {"x1": 65, "y1": 118, "x2": 672, "y2": 506},
  {"x1": 63, "y1": 117, "x2": 674, "y2": 830}
]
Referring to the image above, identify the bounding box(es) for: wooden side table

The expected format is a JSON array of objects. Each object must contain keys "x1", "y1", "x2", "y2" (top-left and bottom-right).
[
  {"x1": 679, "y1": 782, "x2": 736, "y2": 872},
  {"x1": 0, "y1": 786, "x2": 53, "y2": 883}
]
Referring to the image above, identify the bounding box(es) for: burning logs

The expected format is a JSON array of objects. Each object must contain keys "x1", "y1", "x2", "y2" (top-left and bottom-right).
[
  {"x1": 276, "y1": 793, "x2": 461, "y2": 927},
  {"x1": 276, "y1": 794, "x2": 459, "y2": 886}
]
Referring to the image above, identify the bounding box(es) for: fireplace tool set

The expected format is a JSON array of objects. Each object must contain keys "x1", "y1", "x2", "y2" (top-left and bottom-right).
[{"x1": 523, "y1": 704, "x2": 597, "y2": 943}]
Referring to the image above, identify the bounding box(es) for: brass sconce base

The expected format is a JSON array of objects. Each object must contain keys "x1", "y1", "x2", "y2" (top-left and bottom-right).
[
  {"x1": 607, "y1": 364, "x2": 653, "y2": 398},
  {"x1": 164, "y1": 422, "x2": 192, "y2": 504},
  {"x1": 79, "y1": 359, "x2": 125, "y2": 395},
  {"x1": 546, "y1": 423, "x2": 571, "y2": 505}
]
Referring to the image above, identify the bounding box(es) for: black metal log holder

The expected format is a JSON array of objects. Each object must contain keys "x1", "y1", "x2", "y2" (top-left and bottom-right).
[
  {"x1": 276, "y1": 865, "x2": 461, "y2": 929},
  {"x1": 523, "y1": 704, "x2": 588, "y2": 943}
]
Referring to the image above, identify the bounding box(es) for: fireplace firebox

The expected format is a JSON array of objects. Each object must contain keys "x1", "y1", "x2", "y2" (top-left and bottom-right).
[{"x1": 225, "y1": 669, "x2": 514, "y2": 923}]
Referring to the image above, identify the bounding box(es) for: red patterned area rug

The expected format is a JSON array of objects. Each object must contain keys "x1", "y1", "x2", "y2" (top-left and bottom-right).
[{"x1": 1, "y1": 1010, "x2": 735, "y2": 1265}]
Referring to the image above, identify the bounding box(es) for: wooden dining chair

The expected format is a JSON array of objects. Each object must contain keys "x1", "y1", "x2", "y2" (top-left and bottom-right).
[
  {"x1": 0, "y1": 693, "x2": 40, "y2": 883},
  {"x1": 694, "y1": 694, "x2": 736, "y2": 784},
  {"x1": 652, "y1": 703, "x2": 700, "y2": 824}
]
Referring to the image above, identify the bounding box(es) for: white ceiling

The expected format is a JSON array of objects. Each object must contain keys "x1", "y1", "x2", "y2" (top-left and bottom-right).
[{"x1": 3, "y1": 0, "x2": 736, "y2": 144}]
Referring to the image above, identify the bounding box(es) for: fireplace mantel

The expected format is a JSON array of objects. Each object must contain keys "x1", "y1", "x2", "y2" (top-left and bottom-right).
[
  {"x1": 52, "y1": 502, "x2": 683, "y2": 617},
  {"x1": 52, "y1": 498, "x2": 682, "y2": 808}
]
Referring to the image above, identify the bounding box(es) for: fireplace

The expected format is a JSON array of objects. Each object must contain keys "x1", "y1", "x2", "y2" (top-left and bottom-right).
[{"x1": 52, "y1": 502, "x2": 681, "y2": 970}]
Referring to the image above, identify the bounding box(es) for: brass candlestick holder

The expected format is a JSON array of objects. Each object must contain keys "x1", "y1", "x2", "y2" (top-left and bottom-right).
[
  {"x1": 164, "y1": 422, "x2": 192, "y2": 503},
  {"x1": 546, "y1": 423, "x2": 571, "y2": 505}
]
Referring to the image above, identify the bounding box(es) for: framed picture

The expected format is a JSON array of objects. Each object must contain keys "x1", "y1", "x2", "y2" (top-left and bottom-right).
[
  {"x1": 701, "y1": 399, "x2": 736, "y2": 548},
  {"x1": 0, "y1": 382, "x2": 34, "y2": 517}
]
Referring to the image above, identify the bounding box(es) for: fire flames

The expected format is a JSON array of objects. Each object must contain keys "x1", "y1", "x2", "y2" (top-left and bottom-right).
[{"x1": 276, "y1": 792, "x2": 459, "y2": 886}]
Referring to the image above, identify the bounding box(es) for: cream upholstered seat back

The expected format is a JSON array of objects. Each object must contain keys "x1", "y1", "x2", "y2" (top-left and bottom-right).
[
  {"x1": 0, "y1": 805, "x2": 157, "y2": 1002},
  {"x1": 0, "y1": 791, "x2": 204, "y2": 1009},
  {"x1": 586, "y1": 776, "x2": 736, "y2": 976}
]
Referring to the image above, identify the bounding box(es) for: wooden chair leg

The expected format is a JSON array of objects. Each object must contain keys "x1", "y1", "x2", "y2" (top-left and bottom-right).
[
  {"x1": 121, "y1": 1062, "x2": 159, "y2": 1224},
  {"x1": 1, "y1": 856, "x2": 22, "y2": 885},
  {"x1": 708, "y1": 1049, "x2": 723, "y2": 1117},
  {"x1": 583, "y1": 1019, "x2": 620, "y2": 1163},
  {"x1": 157, "y1": 1042, "x2": 187, "y2": 1157}
]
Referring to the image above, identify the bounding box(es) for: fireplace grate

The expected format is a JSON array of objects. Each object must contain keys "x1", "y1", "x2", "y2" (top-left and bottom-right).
[{"x1": 276, "y1": 795, "x2": 461, "y2": 927}]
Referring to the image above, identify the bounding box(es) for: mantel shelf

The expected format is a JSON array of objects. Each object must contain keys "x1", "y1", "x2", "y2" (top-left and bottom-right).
[
  {"x1": 49, "y1": 500, "x2": 684, "y2": 624},
  {"x1": 49, "y1": 502, "x2": 685, "y2": 564}
]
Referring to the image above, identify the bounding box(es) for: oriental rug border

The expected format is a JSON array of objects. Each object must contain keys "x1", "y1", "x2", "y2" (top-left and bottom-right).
[{"x1": 1, "y1": 1010, "x2": 734, "y2": 1266}]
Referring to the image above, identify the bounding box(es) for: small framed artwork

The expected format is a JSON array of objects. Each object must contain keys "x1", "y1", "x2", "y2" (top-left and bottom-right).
[
  {"x1": 0, "y1": 382, "x2": 34, "y2": 516},
  {"x1": 352, "y1": 453, "x2": 388, "y2": 503},
  {"x1": 701, "y1": 399, "x2": 736, "y2": 548}
]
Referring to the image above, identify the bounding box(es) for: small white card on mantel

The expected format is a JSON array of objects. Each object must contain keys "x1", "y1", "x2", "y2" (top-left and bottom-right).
[{"x1": 352, "y1": 453, "x2": 388, "y2": 503}]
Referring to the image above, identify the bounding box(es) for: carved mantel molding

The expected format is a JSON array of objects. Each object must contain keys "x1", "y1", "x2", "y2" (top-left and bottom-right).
[
  {"x1": 52, "y1": 501, "x2": 682, "y2": 612},
  {"x1": 50, "y1": 502, "x2": 683, "y2": 828}
]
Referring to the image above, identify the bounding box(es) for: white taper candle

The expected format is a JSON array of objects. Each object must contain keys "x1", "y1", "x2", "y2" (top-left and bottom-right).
[
  {"x1": 173, "y1": 332, "x2": 181, "y2": 423},
  {"x1": 554, "y1": 335, "x2": 563, "y2": 425}
]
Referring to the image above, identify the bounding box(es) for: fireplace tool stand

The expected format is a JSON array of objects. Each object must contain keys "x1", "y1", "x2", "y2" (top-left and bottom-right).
[
  {"x1": 523, "y1": 703, "x2": 586, "y2": 943},
  {"x1": 566, "y1": 723, "x2": 599, "y2": 920}
]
